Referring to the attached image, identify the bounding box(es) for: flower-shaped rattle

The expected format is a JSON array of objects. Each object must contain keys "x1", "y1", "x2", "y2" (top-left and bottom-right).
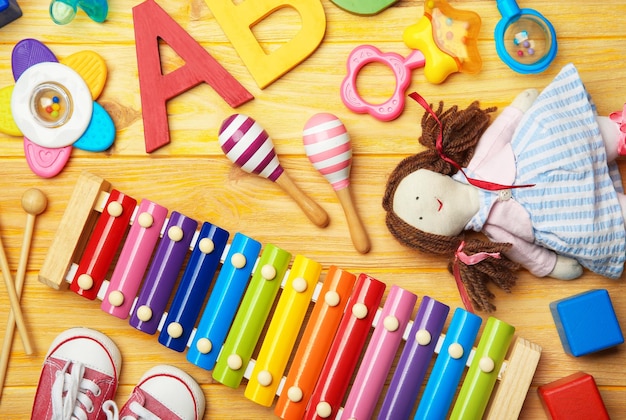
[{"x1": 0, "y1": 38, "x2": 115, "y2": 177}]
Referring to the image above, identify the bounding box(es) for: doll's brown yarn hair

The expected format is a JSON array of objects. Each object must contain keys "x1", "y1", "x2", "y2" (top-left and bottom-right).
[{"x1": 382, "y1": 100, "x2": 518, "y2": 312}]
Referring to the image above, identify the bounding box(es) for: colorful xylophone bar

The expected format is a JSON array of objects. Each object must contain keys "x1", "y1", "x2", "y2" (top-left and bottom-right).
[{"x1": 38, "y1": 171, "x2": 542, "y2": 419}]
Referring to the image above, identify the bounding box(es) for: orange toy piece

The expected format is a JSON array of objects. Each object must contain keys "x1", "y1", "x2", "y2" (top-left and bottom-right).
[{"x1": 403, "y1": 0, "x2": 481, "y2": 84}]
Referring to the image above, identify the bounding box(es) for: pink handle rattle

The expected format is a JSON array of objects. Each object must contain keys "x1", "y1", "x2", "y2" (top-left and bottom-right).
[
  {"x1": 303, "y1": 113, "x2": 371, "y2": 253},
  {"x1": 340, "y1": 45, "x2": 425, "y2": 122}
]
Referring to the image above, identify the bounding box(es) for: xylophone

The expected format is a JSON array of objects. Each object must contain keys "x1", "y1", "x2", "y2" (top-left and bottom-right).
[{"x1": 39, "y1": 171, "x2": 542, "y2": 419}]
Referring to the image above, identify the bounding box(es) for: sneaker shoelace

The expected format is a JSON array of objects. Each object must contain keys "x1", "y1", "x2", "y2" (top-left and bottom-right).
[
  {"x1": 103, "y1": 399, "x2": 160, "y2": 420},
  {"x1": 51, "y1": 361, "x2": 102, "y2": 420}
]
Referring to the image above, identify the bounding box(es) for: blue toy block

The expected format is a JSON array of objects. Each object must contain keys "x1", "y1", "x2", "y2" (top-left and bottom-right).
[
  {"x1": 550, "y1": 289, "x2": 624, "y2": 357},
  {"x1": 0, "y1": 0, "x2": 22, "y2": 28}
]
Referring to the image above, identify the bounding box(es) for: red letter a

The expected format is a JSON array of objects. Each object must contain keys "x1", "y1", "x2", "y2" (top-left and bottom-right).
[{"x1": 133, "y1": 0, "x2": 253, "y2": 152}]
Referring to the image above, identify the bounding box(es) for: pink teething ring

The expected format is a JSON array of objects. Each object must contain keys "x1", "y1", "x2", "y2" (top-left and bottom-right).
[{"x1": 341, "y1": 45, "x2": 425, "y2": 122}]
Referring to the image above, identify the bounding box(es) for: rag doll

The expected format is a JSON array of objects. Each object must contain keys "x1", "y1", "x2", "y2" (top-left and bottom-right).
[{"x1": 383, "y1": 63, "x2": 626, "y2": 312}]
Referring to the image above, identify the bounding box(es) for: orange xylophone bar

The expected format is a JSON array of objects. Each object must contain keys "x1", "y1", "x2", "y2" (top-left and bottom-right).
[{"x1": 38, "y1": 172, "x2": 543, "y2": 419}]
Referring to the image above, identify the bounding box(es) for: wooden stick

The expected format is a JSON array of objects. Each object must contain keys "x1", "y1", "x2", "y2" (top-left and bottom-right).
[
  {"x1": 335, "y1": 187, "x2": 370, "y2": 254},
  {"x1": 0, "y1": 232, "x2": 32, "y2": 356},
  {"x1": 0, "y1": 189, "x2": 47, "y2": 399},
  {"x1": 275, "y1": 172, "x2": 330, "y2": 228}
]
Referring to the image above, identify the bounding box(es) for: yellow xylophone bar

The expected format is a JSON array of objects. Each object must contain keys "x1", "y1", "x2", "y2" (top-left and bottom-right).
[{"x1": 245, "y1": 255, "x2": 322, "y2": 406}]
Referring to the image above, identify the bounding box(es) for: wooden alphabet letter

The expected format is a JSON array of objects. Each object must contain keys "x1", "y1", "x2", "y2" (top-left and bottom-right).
[
  {"x1": 133, "y1": 0, "x2": 254, "y2": 153},
  {"x1": 205, "y1": 0, "x2": 326, "y2": 89}
]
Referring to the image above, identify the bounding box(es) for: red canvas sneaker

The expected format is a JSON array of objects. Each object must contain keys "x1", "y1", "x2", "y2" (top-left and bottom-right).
[
  {"x1": 30, "y1": 327, "x2": 122, "y2": 420},
  {"x1": 117, "y1": 365, "x2": 205, "y2": 419}
]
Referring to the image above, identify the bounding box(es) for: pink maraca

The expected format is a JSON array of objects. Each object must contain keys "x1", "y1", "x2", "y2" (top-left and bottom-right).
[
  {"x1": 219, "y1": 114, "x2": 329, "y2": 228},
  {"x1": 303, "y1": 113, "x2": 370, "y2": 253}
]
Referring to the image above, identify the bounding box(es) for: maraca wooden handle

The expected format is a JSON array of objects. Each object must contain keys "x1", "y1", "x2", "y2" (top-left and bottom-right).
[
  {"x1": 275, "y1": 173, "x2": 330, "y2": 228},
  {"x1": 336, "y1": 187, "x2": 371, "y2": 254}
]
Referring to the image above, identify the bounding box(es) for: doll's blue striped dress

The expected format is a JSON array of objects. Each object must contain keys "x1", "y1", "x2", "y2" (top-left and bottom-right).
[{"x1": 465, "y1": 64, "x2": 626, "y2": 278}]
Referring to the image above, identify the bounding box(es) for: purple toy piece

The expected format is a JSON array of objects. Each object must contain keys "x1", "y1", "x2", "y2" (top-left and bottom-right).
[
  {"x1": 11, "y1": 38, "x2": 58, "y2": 81},
  {"x1": 218, "y1": 114, "x2": 284, "y2": 182},
  {"x1": 129, "y1": 211, "x2": 198, "y2": 334},
  {"x1": 378, "y1": 296, "x2": 450, "y2": 419}
]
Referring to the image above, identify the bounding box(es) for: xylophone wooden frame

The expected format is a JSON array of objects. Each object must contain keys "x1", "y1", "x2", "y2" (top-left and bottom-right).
[{"x1": 38, "y1": 171, "x2": 542, "y2": 419}]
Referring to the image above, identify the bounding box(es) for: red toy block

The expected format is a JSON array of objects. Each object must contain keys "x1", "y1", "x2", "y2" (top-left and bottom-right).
[
  {"x1": 132, "y1": 0, "x2": 253, "y2": 153},
  {"x1": 538, "y1": 371, "x2": 610, "y2": 420}
]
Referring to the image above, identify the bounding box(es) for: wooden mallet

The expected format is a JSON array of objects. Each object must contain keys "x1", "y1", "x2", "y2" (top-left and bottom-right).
[
  {"x1": 0, "y1": 188, "x2": 47, "y2": 400},
  {"x1": 0, "y1": 189, "x2": 46, "y2": 362},
  {"x1": 0, "y1": 239, "x2": 32, "y2": 356}
]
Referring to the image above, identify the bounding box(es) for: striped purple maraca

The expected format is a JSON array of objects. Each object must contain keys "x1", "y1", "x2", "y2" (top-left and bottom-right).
[
  {"x1": 218, "y1": 114, "x2": 330, "y2": 228},
  {"x1": 218, "y1": 114, "x2": 283, "y2": 182},
  {"x1": 302, "y1": 113, "x2": 352, "y2": 191}
]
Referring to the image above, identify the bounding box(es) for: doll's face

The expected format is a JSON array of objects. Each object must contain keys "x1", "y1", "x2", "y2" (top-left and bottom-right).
[{"x1": 392, "y1": 169, "x2": 475, "y2": 236}]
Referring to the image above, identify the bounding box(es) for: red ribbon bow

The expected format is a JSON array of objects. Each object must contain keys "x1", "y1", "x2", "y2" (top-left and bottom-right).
[{"x1": 408, "y1": 92, "x2": 534, "y2": 191}]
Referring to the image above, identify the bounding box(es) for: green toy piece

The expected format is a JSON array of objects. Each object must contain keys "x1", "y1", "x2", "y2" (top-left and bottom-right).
[{"x1": 330, "y1": 0, "x2": 398, "y2": 16}]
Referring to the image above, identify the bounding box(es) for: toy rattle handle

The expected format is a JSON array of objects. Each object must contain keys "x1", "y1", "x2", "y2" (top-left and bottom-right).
[
  {"x1": 336, "y1": 187, "x2": 371, "y2": 254},
  {"x1": 496, "y1": 0, "x2": 522, "y2": 19},
  {"x1": 275, "y1": 172, "x2": 330, "y2": 228}
]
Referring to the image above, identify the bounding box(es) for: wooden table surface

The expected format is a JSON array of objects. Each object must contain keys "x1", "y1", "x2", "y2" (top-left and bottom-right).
[{"x1": 0, "y1": 0, "x2": 625, "y2": 418}]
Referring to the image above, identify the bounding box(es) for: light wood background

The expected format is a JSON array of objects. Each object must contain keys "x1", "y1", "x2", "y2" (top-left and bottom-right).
[{"x1": 0, "y1": 0, "x2": 625, "y2": 418}]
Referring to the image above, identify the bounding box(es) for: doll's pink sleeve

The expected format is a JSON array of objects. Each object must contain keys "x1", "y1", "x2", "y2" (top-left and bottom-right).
[{"x1": 468, "y1": 106, "x2": 524, "y2": 173}]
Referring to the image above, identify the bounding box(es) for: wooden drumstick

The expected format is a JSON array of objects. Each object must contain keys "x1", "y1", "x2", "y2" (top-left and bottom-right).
[
  {"x1": 0, "y1": 250, "x2": 31, "y2": 356},
  {"x1": 0, "y1": 190, "x2": 45, "y2": 358},
  {"x1": 218, "y1": 114, "x2": 330, "y2": 228},
  {"x1": 15, "y1": 189, "x2": 48, "y2": 299},
  {"x1": 0, "y1": 189, "x2": 46, "y2": 398},
  {"x1": 303, "y1": 113, "x2": 371, "y2": 253}
]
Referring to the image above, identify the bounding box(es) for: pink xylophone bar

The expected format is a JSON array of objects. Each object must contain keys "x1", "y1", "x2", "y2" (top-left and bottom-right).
[{"x1": 38, "y1": 171, "x2": 543, "y2": 419}]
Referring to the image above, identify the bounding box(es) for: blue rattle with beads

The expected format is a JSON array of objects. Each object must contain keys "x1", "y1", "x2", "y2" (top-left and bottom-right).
[{"x1": 494, "y1": 0, "x2": 557, "y2": 74}]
